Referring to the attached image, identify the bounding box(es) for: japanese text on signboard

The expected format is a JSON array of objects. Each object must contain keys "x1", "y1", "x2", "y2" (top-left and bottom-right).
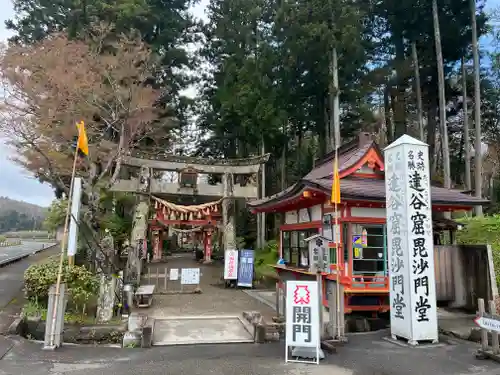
[
  {"x1": 387, "y1": 150, "x2": 407, "y2": 321},
  {"x1": 228, "y1": 252, "x2": 236, "y2": 277},
  {"x1": 285, "y1": 280, "x2": 320, "y2": 353},
  {"x1": 407, "y1": 149, "x2": 432, "y2": 323}
]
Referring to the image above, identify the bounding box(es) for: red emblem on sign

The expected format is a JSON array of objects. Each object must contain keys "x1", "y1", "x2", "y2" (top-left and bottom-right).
[{"x1": 293, "y1": 285, "x2": 310, "y2": 304}]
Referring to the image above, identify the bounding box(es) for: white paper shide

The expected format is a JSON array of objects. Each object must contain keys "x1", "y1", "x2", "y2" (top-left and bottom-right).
[{"x1": 384, "y1": 135, "x2": 438, "y2": 344}]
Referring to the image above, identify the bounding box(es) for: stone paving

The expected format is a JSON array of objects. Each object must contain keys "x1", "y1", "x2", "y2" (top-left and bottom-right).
[{"x1": 138, "y1": 254, "x2": 275, "y2": 345}]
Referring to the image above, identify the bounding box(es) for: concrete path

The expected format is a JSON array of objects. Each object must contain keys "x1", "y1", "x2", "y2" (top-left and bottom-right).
[
  {"x1": 153, "y1": 316, "x2": 254, "y2": 346},
  {"x1": 0, "y1": 244, "x2": 59, "y2": 333},
  {"x1": 0, "y1": 331, "x2": 499, "y2": 375}
]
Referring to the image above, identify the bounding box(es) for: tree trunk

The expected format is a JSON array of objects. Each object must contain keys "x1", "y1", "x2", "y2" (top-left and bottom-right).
[
  {"x1": 462, "y1": 57, "x2": 472, "y2": 191},
  {"x1": 427, "y1": 103, "x2": 438, "y2": 174},
  {"x1": 393, "y1": 36, "x2": 407, "y2": 138},
  {"x1": 433, "y1": 0, "x2": 451, "y2": 190},
  {"x1": 471, "y1": 0, "x2": 483, "y2": 216},
  {"x1": 281, "y1": 122, "x2": 288, "y2": 191},
  {"x1": 384, "y1": 84, "x2": 394, "y2": 144},
  {"x1": 260, "y1": 135, "x2": 266, "y2": 248},
  {"x1": 332, "y1": 47, "x2": 340, "y2": 149},
  {"x1": 280, "y1": 121, "x2": 288, "y2": 226},
  {"x1": 412, "y1": 42, "x2": 424, "y2": 141}
]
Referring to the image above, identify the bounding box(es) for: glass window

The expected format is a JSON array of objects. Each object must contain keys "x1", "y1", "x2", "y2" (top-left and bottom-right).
[
  {"x1": 351, "y1": 224, "x2": 387, "y2": 276},
  {"x1": 329, "y1": 224, "x2": 349, "y2": 266},
  {"x1": 282, "y1": 229, "x2": 318, "y2": 268},
  {"x1": 282, "y1": 231, "x2": 291, "y2": 262}
]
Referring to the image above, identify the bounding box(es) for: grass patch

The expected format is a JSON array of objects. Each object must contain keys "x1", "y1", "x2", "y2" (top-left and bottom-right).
[
  {"x1": 254, "y1": 240, "x2": 279, "y2": 280},
  {"x1": 22, "y1": 300, "x2": 122, "y2": 325}
]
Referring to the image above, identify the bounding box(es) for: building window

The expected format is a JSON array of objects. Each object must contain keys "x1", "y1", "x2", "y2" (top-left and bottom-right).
[
  {"x1": 328, "y1": 223, "x2": 349, "y2": 266},
  {"x1": 282, "y1": 229, "x2": 318, "y2": 268},
  {"x1": 350, "y1": 223, "x2": 387, "y2": 277}
]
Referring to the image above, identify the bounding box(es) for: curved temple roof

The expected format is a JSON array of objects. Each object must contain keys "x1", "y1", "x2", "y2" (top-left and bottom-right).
[{"x1": 248, "y1": 135, "x2": 488, "y2": 212}]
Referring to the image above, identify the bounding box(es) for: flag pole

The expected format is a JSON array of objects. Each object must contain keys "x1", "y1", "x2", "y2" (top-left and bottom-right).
[
  {"x1": 334, "y1": 151, "x2": 341, "y2": 340},
  {"x1": 332, "y1": 44, "x2": 341, "y2": 340},
  {"x1": 48, "y1": 145, "x2": 79, "y2": 348}
]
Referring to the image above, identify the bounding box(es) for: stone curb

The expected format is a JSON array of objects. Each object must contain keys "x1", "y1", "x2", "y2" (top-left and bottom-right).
[
  {"x1": 122, "y1": 313, "x2": 155, "y2": 349},
  {"x1": 242, "y1": 311, "x2": 283, "y2": 343}
]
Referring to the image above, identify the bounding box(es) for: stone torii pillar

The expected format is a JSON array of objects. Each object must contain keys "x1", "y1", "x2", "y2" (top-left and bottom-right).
[
  {"x1": 222, "y1": 173, "x2": 236, "y2": 251},
  {"x1": 127, "y1": 166, "x2": 151, "y2": 282}
]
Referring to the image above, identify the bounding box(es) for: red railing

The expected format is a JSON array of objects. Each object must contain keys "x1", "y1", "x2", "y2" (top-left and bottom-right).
[{"x1": 344, "y1": 274, "x2": 389, "y2": 290}]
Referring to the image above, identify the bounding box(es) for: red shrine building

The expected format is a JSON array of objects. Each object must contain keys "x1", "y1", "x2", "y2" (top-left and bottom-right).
[{"x1": 248, "y1": 133, "x2": 487, "y2": 316}]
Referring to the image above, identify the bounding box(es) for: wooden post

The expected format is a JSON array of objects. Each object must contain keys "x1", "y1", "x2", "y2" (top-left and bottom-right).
[
  {"x1": 339, "y1": 284, "x2": 345, "y2": 337},
  {"x1": 328, "y1": 280, "x2": 337, "y2": 338},
  {"x1": 282, "y1": 281, "x2": 287, "y2": 319},
  {"x1": 479, "y1": 298, "x2": 488, "y2": 352},
  {"x1": 164, "y1": 267, "x2": 168, "y2": 291},
  {"x1": 156, "y1": 268, "x2": 159, "y2": 289},
  {"x1": 317, "y1": 272, "x2": 324, "y2": 338},
  {"x1": 489, "y1": 300, "x2": 500, "y2": 354},
  {"x1": 275, "y1": 282, "x2": 281, "y2": 316},
  {"x1": 180, "y1": 268, "x2": 184, "y2": 293}
]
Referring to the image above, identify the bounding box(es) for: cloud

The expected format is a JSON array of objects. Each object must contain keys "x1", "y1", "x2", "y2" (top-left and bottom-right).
[{"x1": 0, "y1": 142, "x2": 54, "y2": 207}]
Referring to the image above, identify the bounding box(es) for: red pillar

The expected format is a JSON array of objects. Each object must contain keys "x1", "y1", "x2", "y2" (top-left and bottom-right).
[
  {"x1": 153, "y1": 231, "x2": 162, "y2": 261},
  {"x1": 204, "y1": 230, "x2": 212, "y2": 263}
]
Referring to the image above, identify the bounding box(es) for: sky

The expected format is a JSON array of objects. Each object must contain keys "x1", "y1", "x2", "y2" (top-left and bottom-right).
[
  {"x1": 0, "y1": 0, "x2": 209, "y2": 207},
  {"x1": 0, "y1": 0, "x2": 498, "y2": 207}
]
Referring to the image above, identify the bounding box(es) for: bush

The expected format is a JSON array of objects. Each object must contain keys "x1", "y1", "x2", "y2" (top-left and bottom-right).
[
  {"x1": 24, "y1": 256, "x2": 99, "y2": 308},
  {"x1": 456, "y1": 215, "x2": 500, "y2": 288},
  {"x1": 0, "y1": 235, "x2": 5, "y2": 242},
  {"x1": 254, "y1": 240, "x2": 279, "y2": 279}
]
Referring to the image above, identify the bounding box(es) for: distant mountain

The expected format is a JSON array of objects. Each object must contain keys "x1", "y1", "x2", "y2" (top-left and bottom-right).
[{"x1": 0, "y1": 197, "x2": 47, "y2": 233}]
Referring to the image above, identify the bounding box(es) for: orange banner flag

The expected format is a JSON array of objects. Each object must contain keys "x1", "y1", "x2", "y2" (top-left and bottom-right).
[
  {"x1": 330, "y1": 158, "x2": 340, "y2": 204},
  {"x1": 76, "y1": 121, "x2": 89, "y2": 156}
]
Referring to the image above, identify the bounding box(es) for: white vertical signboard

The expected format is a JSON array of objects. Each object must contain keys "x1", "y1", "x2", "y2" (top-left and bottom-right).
[
  {"x1": 224, "y1": 249, "x2": 239, "y2": 280},
  {"x1": 67, "y1": 177, "x2": 82, "y2": 257},
  {"x1": 384, "y1": 135, "x2": 438, "y2": 344},
  {"x1": 285, "y1": 280, "x2": 320, "y2": 364}
]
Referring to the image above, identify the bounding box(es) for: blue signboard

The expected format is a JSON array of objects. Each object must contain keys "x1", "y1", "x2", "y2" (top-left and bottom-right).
[{"x1": 237, "y1": 249, "x2": 255, "y2": 288}]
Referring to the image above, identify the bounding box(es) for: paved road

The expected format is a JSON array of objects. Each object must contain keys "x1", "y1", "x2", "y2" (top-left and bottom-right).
[
  {"x1": 0, "y1": 241, "x2": 56, "y2": 266},
  {"x1": 0, "y1": 331, "x2": 499, "y2": 375},
  {"x1": 0, "y1": 243, "x2": 58, "y2": 310}
]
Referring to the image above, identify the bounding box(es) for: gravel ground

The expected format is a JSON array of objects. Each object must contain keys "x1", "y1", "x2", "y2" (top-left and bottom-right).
[
  {"x1": 1, "y1": 253, "x2": 497, "y2": 375},
  {"x1": 142, "y1": 255, "x2": 276, "y2": 319}
]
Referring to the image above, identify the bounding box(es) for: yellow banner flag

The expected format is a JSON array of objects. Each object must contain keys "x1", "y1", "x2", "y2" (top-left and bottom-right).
[
  {"x1": 76, "y1": 121, "x2": 89, "y2": 156},
  {"x1": 330, "y1": 157, "x2": 340, "y2": 204}
]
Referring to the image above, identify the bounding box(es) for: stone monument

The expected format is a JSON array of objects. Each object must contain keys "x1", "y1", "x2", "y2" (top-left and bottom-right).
[{"x1": 384, "y1": 135, "x2": 438, "y2": 345}]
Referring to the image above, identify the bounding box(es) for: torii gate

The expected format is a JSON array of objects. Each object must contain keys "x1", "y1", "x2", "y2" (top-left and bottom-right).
[{"x1": 112, "y1": 151, "x2": 269, "y2": 264}]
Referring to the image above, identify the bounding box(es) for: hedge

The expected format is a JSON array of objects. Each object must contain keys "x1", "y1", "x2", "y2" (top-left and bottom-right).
[{"x1": 24, "y1": 256, "x2": 99, "y2": 309}]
